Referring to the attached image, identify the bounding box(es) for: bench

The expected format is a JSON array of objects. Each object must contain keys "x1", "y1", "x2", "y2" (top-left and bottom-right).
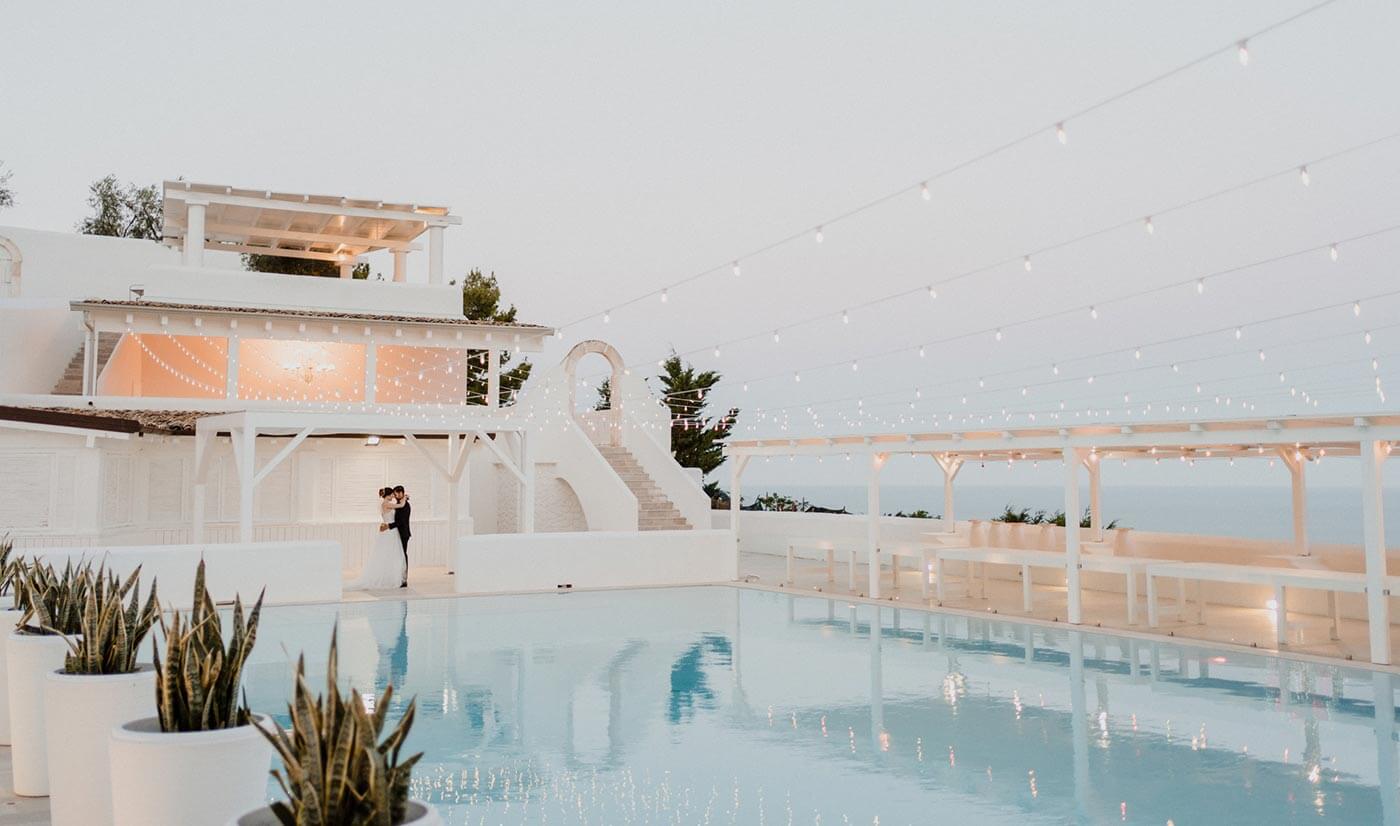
[
  {"x1": 930, "y1": 546, "x2": 1169, "y2": 624},
  {"x1": 1142, "y1": 560, "x2": 1390, "y2": 644},
  {"x1": 785, "y1": 541, "x2": 858, "y2": 591}
]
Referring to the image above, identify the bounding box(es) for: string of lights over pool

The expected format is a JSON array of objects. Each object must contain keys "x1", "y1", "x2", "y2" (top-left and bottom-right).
[{"x1": 556, "y1": 0, "x2": 1347, "y2": 333}]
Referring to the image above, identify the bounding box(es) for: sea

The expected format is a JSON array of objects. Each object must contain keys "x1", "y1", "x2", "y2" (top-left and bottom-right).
[{"x1": 761, "y1": 484, "x2": 1400, "y2": 547}]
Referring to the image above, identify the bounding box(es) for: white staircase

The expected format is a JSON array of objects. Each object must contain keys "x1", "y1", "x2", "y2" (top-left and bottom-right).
[{"x1": 596, "y1": 445, "x2": 692, "y2": 531}]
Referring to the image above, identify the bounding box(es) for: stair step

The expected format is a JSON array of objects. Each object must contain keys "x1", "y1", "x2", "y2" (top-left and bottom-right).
[{"x1": 598, "y1": 444, "x2": 692, "y2": 531}]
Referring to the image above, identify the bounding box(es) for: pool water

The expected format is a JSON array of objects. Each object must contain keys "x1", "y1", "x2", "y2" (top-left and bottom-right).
[{"x1": 243, "y1": 587, "x2": 1400, "y2": 825}]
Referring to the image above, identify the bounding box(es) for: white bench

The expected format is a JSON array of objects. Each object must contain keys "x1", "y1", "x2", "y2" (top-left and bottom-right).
[
  {"x1": 931, "y1": 546, "x2": 1168, "y2": 624},
  {"x1": 1142, "y1": 560, "x2": 1391, "y2": 644},
  {"x1": 785, "y1": 541, "x2": 858, "y2": 591}
]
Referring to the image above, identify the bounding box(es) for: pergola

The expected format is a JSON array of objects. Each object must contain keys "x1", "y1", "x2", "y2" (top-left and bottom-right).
[
  {"x1": 191, "y1": 410, "x2": 537, "y2": 546},
  {"x1": 727, "y1": 413, "x2": 1399, "y2": 654},
  {"x1": 161, "y1": 180, "x2": 462, "y2": 282}
]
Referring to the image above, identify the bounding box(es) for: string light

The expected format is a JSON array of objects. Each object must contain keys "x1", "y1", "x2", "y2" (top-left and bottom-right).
[
  {"x1": 1258, "y1": 349, "x2": 1267, "y2": 362},
  {"x1": 732, "y1": 261, "x2": 741, "y2": 277},
  {"x1": 772, "y1": 330, "x2": 781, "y2": 344},
  {"x1": 994, "y1": 329, "x2": 1003, "y2": 342},
  {"x1": 920, "y1": 182, "x2": 931, "y2": 201},
  {"x1": 1196, "y1": 278, "x2": 1205, "y2": 295},
  {"x1": 1234, "y1": 327, "x2": 1243, "y2": 341},
  {"x1": 1143, "y1": 217, "x2": 1154, "y2": 235},
  {"x1": 1055, "y1": 123, "x2": 1067, "y2": 144},
  {"x1": 842, "y1": 309, "x2": 850, "y2": 325},
  {"x1": 660, "y1": 289, "x2": 668, "y2": 304},
  {"x1": 1330, "y1": 244, "x2": 1339, "y2": 262},
  {"x1": 1089, "y1": 305, "x2": 1098, "y2": 320},
  {"x1": 814, "y1": 226, "x2": 824, "y2": 244},
  {"x1": 928, "y1": 286, "x2": 938, "y2": 300},
  {"x1": 603, "y1": 311, "x2": 611, "y2": 324},
  {"x1": 1023, "y1": 255, "x2": 1032, "y2": 272},
  {"x1": 918, "y1": 345, "x2": 926, "y2": 358},
  {"x1": 1353, "y1": 301, "x2": 1361, "y2": 317},
  {"x1": 1298, "y1": 166, "x2": 1310, "y2": 187},
  {"x1": 1237, "y1": 39, "x2": 1249, "y2": 66}
]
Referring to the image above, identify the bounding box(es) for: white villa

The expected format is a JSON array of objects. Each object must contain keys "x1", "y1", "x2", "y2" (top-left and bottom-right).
[{"x1": 0, "y1": 181, "x2": 714, "y2": 577}]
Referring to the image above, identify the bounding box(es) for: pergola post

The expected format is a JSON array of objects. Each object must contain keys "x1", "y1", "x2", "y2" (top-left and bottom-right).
[
  {"x1": 81, "y1": 322, "x2": 98, "y2": 396},
  {"x1": 427, "y1": 225, "x2": 444, "y2": 284},
  {"x1": 191, "y1": 426, "x2": 212, "y2": 543},
  {"x1": 235, "y1": 424, "x2": 256, "y2": 543},
  {"x1": 518, "y1": 431, "x2": 535, "y2": 533},
  {"x1": 1063, "y1": 446, "x2": 1083, "y2": 624},
  {"x1": 1360, "y1": 439, "x2": 1391, "y2": 665},
  {"x1": 364, "y1": 342, "x2": 378, "y2": 404},
  {"x1": 225, "y1": 336, "x2": 240, "y2": 400},
  {"x1": 183, "y1": 199, "x2": 207, "y2": 268},
  {"x1": 392, "y1": 250, "x2": 408, "y2": 283},
  {"x1": 339, "y1": 256, "x2": 354, "y2": 279},
  {"x1": 934, "y1": 454, "x2": 962, "y2": 534},
  {"x1": 867, "y1": 451, "x2": 885, "y2": 599},
  {"x1": 486, "y1": 350, "x2": 501, "y2": 408},
  {"x1": 729, "y1": 454, "x2": 751, "y2": 573},
  {"x1": 1085, "y1": 453, "x2": 1102, "y2": 542},
  {"x1": 1277, "y1": 447, "x2": 1309, "y2": 556}
]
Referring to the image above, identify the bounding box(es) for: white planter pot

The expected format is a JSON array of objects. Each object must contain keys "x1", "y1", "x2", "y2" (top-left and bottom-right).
[
  {"x1": 232, "y1": 800, "x2": 441, "y2": 826},
  {"x1": 44, "y1": 666, "x2": 156, "y2": 826},
  {"x1": 0, "y1": 606, "x2": 25, "y2": 744},
  {"x1": 109, "y1": 714, "x2": 274, "y2": 826},
  {"x1": 6, "y1": 630, "x2": 78, "y2": 796}
]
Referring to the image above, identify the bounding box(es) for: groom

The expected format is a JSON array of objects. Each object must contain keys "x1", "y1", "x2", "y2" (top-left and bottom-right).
[{"x1": 392, "y1": 485, "x2": 411, "y2": 588}]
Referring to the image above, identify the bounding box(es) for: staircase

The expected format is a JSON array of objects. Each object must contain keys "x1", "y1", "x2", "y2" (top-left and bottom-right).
[
  {"x1": 52, "y1": 333, "x2": 121, "y2": 395},
  {"x1": 596, "y1": 445, "x2": 692, "y2": 531}
]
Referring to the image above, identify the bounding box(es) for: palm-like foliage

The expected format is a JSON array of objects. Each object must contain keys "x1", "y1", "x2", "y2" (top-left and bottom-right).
[
  {"x1": 153, "y1": 560, "x2": 264, "y2": 732},
  {"x1": 15, "y1": 560, "x2": 90, "y2": 636},
  {"x1": 63, "y1": 566, "x2": 160, "y2": 674},
  {"x1": 261, "y1": 630, "x2": 421, "y2": 826}
]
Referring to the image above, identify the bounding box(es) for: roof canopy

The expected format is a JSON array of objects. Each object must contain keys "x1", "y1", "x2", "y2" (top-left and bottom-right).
[{"x1": 161, "y1": 180, "x2": 462, "y2": 262}]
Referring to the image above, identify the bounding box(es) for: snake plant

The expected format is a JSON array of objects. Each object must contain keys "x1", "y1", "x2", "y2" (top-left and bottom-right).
[
  {"x1": 153, "y1": 560, "x2": 264, "y2": 732},
  {"x1": 0, "y1": 535, "x2": 19, "y2": 598},
  {"x1": 62, "y1": 566, "x2": 160, "y2": 675},
  {"x1": 15, "y1": 560, "x2": 90, "y2": 636},
  {"x1": 260, "y1": 629, "x2": 421, "y2": 825}
]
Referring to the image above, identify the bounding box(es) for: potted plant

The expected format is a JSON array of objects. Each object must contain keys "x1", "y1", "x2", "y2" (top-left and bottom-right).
[
  {"x1": 234, "y1": 630, "x2": 436, "y2": 825},
  {"x1": 109, "y1": 561, "x2": 271, "y2": 826},
  {"x1": 6, "y1": 559, "x2": 89, "y2": 796},
  {"x1": 44, "y1": 565, "x2": 159, "y2": 826},
  {"x1": 0, "y1": 536, "x2": 26, "y2": 745}
]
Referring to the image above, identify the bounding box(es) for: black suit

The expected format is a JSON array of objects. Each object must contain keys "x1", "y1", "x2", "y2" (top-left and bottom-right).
[{"x1": 393, "y1": 498, "x2": 411, "y2": 582}]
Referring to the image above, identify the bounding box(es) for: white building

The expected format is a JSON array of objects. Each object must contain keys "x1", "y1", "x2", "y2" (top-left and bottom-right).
[{"x1": 0, "y1": 181, "x2": 709, "y2": 572}]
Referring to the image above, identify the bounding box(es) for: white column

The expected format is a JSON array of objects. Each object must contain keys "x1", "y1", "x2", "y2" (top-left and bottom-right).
[
  {"x1": 867, "y1": 452, "x2": 884, "y2": 599},
  {"x1": 191, "y1": 428, "x2": 209, "y2": 543},
  {"x1": 237, "y1": 425, "x2": 256, "y2": 543},
  {"x1": 729, "y1": 455, "x2": 750, "y2": 579},
  {"x1": 486, "y1": 349, "x2": 501, "y2": 408},
  {"x1": 81, "y1": 323, "x2": 97, "y2": 396},
  {"x1": 1279, "y1": 447, "x2": 1309, "y2": 555},
  {"x1": 339, "y1": 257, "x2": 354, "y2": 279},
  {"x1": 364, "y1": 342, "x2": 377, "y2": 404},
  {"x1": 392, "y1": 250, "x2": 408, "y2": 283},
  {"x1": 427, "y1": 225, "x2": 444, "y2": 284},
  {"x1": 183, "y1": 200, "x2": 206, "y2": 268},
  {"x1": 518, "y1": 432, "x2": 535, "y2": 533},
  {"x1": 1063, "y1": 446, "x2": 1083, "y2": 624},
  {"x1": 1087, "y1": 454, "x2": 1103, "y2": 542},
  {"x1": 225, "y1": 336, "x2": 239, "y2": 400},
  {"x1": 936, "y1": 454, "x2": 962, "y2": 534},
  {"x1": 1361, "y1": 439, "x2": 1391, "y2": 665}
]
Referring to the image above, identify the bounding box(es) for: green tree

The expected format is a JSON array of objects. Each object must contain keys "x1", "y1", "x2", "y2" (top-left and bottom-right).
[
  {"x1": 77, "y1": 175, "x2": 161, "y2": 240},
  {"x1": 242, "y1": 254, "x2": 372, "y2": 279},
  {"x1": 0, "y1": 162, "x2": 14, "y2": 209},
  {"x1": 453, "y1": 269, "x2": 531, "y2": 406},
  {"x1": 656, "y1": 355, "x2": 738, "y2": 478}
]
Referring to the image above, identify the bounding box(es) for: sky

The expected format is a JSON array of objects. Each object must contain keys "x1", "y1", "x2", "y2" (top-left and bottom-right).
[{"x1": 3, "y1": 0, "x2": 1399, "y2": 491}]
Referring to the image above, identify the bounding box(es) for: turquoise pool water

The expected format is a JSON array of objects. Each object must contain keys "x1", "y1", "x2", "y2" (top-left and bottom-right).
[{"x1": 244, "y1": 587, "x2": 1400, "y2": 824}]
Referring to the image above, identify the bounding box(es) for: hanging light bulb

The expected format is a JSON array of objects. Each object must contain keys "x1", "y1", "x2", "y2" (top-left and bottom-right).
[
  {"x1": 842, "y1": 309, "x2": 850, "y2": 325},
  {"x1": 1052, "y1": 364, "x2": 1059, "y2": 375},
  {"x1": 851, "y1": 361, "x2": 859, "y2": 372},
  {"x1": 794, "y1": 372, "x2": 801, "y2": 383},
  {"x1": 1365, "y1": 330, "x2": 1373, "y2": 344},
  {"x1": 1134, "y1": 348, "x2": 1142, "y2": 360},
  {"x1": 814, "y1": 226, "x2": 824, "y2": 244},
  {"x1": 1087, "y1": 375, "x2": 1095, "y2": 384},
  {"x1": 1196, "y1": 278, "x2": 1205, "y2": 295},
  {"x1": 978, "y1": 377, "x2": 985, "y2": 388},
  {"x1": 1089, "y1": 305, "x2": 1098, "y2": 320},
  {"x1": 1330, "y1": 243, "x2": 1339, "y2": 262},
  {"x1": 742, "y1": 382, "x2": 749, "y2": 392},
  {"x1": 603, "y1": 310, "x2": 611, "y2": 324},
  {"x1": 732, "y1": 261, "x2": 741, "y2": 277},
  {"x1": 772, "y1": 330, "x2": 781, "y2": 344},
  {"x1": 1143, "y1": 217, "x2": 1154, "y2": 235},
  {"x1": 1353, "y1": 300, "x2": 1361, "y2": 317},
  {"x1": 927, "y1": 285, "x2": 937, "y2": 300},
  {"x1": 1298, "y1": 166, "x2": 1310, "y2": 186},
  {"x1": 1023, "y1": 255, "x2": 1033, "y2": 272},
  {"x1": 713, "y1": 345, "x2": 721, "y2": 358},
  {"x1": 1195, "y1": 384, "x2": 1202, "y2": 394},
  {"x1": 918, "y1": 345, "x2": 926, "y2": 358},
  {"x1": 920, "y1": 182, "x2": 931, "y2": 201},
  {"x1": 1055, "y1": 122, "x2": 1067, "y2": 144},
  {"x1": 1237, "y1": 39, "x2": 1249, "y2": 66},
  {"x1": 1258, "y1": 349, "x2": 1266, "y2": 362},
  {"x1": 994, "y1": 329, "x2": 1002, "y2": 342},
  {"x1": 1278, "y1": 371, "x2": 1286, "y2": 382},
  {"x1": 1234, "y1": 326, "x2": 1243, "y2": 340},
  {"x1": 660, "y1": 289, "x2": 668, "y2": 304},
  {"x1": 1171, "y1": 363, "x2": 1179, "y2": 373}
]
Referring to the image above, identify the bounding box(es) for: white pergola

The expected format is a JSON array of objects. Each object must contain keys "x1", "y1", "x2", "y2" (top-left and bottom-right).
[
  {"x1": 191, "y1": 410, "x2": 536, "y2": 546},
  {"x1": 161, "y1": 181, "x2": 462, "y2": 283},
  {"x1": 728, "y1": 413, "x2": 1399, "y2": 658}
]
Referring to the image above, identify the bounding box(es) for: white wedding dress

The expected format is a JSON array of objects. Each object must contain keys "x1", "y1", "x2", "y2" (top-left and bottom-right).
[{"x1": 347, "y1": 499, "x2": 406, "y2": 590}]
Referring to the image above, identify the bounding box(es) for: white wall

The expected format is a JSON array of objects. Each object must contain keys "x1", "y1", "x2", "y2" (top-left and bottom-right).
[
  {"x1": 138, "y1": 265, "x2": 464, "y2": 318},
  {"x1": 24, "y1": 540, "x2": 342, "y2": 607},
  {"x1": 454, "y1": 529, "x2": 737, "y2": 593}
]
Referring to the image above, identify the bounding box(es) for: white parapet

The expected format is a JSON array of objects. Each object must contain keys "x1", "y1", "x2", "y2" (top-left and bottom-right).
[
  {"x1": 24, "y1": 541, "x2": 342, "y2": 608},
  {"x1": 454, "y1": 529, "x2": 737, "y2": 594}
]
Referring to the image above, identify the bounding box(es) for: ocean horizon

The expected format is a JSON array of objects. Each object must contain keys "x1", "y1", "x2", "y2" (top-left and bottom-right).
[{"x1": 748, "y1": 484, "x2": 1400, "y2": 547}]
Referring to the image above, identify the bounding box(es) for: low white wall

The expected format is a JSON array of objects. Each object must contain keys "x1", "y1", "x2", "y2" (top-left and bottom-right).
[
  {"x1": 139, "y1": 266, "x2": 464, "y2": 318},
  {"x1": 454, "y1": 529, "x2": 737, "y2": 594},
  {"x1": 719, "y1": 509, "x2": 957, "y2": 556},
  {"x1": 23, "y1": 541, "x2": 343, "y2": 608}
]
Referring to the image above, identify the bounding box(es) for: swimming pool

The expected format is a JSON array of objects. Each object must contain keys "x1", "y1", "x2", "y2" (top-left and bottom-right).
[{"x1": 243, "y1": 587, "x2": 1400, "y2": 824}]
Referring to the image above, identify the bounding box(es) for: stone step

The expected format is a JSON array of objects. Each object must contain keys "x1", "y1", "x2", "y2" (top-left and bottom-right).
[{"x1": 597, "y1": 444, "x2": 692, "y2": 531}]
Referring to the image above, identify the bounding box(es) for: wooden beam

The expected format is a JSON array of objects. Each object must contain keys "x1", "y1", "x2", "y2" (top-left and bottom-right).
[
  {"x1": 200, "y1": 222, "x2": 424, "y2": 252},
  {"x1": 164, "y1": 188, "x2": 462, "y2": 226}
]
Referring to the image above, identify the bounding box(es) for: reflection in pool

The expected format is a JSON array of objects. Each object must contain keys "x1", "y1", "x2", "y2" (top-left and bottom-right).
[{"x1": 243, "y1": 587, "x2": 1400, "y2": 824}]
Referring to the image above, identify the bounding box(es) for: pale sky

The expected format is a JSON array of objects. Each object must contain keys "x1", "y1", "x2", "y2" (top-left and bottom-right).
[{"x1": 3, "y1": 0, "x2": 1399, "y2": 489}]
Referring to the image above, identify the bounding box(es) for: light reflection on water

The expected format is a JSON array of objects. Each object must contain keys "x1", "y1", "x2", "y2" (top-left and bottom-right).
[{"x1": 242, "y1": 587, "x2": 1400, "y2": 825}]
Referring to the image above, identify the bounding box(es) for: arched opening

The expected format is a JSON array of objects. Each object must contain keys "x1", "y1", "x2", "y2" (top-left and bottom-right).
[
  {"x1": 563, "y1": 340, "x2": 625, "y2": 446},
  {"x1": 0, "y1": 235, "x2": 21, "y2": 297}
]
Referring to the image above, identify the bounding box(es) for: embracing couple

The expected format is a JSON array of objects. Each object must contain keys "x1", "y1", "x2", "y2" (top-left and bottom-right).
[{"x1": 348, "y1": 485, "x2": 412, "y2": 590}]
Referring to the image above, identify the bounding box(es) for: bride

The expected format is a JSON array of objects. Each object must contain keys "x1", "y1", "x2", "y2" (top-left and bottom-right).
[{"x1": 347, "y1": 487, "x2": 407, "y2": 590}]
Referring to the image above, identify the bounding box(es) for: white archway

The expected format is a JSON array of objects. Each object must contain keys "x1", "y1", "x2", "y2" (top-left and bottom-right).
[
  {"x1": 563, "y1": 340, "x2": 625, "y2": 446},
  {"x1": 0, "y1": 235, "x2": 21, "y2": 297}
]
